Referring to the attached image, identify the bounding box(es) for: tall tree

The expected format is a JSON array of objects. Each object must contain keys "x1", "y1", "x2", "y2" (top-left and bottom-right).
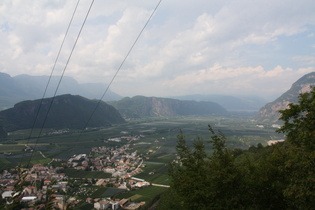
[
  {"x1": 277, "y1": 86, "x2": 315, "y2": 208},
  {"x1": 277, "y1": 86, "x2": 315, "y2": 150},
  {"x1": 168, "y1": 126, "x2": 245, "y2": 209}
]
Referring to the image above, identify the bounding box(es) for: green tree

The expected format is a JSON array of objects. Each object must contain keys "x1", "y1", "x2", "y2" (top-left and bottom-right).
[
  {"x1": 277, "y1": 86, "x2": 315, "y2": 150},
  {"x1": 204, "y1": 125, "x2": 244, "y2": 209},
  {"x1": 277, "y1": 86, "x2": 315, "y2": 208},
  {"x1": 281, "y1": 144, "x2": 315, "y2": 208},
  {"x1": 168, "y1": 130, "x2": 207, "y2": 209},
  {"x1": 161, "y1": 87, "x2": 315, "y2": 209},
  {"x1": 168, "y1": 126, "x2": 245, "y2": 209}
]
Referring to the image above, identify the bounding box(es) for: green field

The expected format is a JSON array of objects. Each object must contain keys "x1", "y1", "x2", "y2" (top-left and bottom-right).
[
  {"x1": 90, "y1": 187, "x2": 126, "y2": 198},
  {"x1": 116, "y1": 186, "x2": 168, "y2": 203},
  {"x1": 0, "y1": 115, "x2": 284, "y2": 204},
  {"x1": 0, "y1": 116, "x2": 283, "y2": 170},
  {"x1": 136, "y1": 163, "x2": 170, "y2": 185}
]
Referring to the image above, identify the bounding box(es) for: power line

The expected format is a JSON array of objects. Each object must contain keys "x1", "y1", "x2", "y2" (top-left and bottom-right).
[
  {"x1": 26, "y1": 0, "x2": 95, "y2": 168},
  {"x1": 18, "y1": 0, "x2": 81, "y2": 167},
  {"x1": 78, "y1": 0, "x2": 163, "y2": 138}
]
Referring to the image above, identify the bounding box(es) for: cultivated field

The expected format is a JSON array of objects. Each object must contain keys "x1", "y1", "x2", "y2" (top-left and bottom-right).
[{"x1": 0, "y1": 115, "x2": 284, "y2": 203}]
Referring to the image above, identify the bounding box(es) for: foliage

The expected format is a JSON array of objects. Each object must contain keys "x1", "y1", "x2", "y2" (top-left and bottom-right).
[
  {"x1": 282, "y1": 144, "x2": 315, "y2": 208},
  {"x1": 168, "y1": 126, "x2": 245, "y2": 209},
  {"x1": 160, "y1": 127, "x2": 315, "y2": 208},
  {"x1": 158, "y1": 88, "x2": 315, "y2": 209},
  {"x1": 277, "y1": 86, "x2": 315, "y2": 150},
  {"x1": 0, "y1": 126, "x2": 7, "y2": 139}
]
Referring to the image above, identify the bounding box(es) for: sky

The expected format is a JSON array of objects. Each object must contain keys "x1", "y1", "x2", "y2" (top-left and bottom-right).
[{"x1": 0, "y1": 0, "x2": 315, "y2": 101}]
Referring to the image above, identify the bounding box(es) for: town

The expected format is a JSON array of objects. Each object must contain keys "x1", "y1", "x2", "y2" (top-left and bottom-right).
[{"x1": 0, "y1": 133, "x2": 166, "y2": 209}]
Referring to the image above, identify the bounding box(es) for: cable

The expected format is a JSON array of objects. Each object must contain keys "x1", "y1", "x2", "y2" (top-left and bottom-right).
[
  {"x1": 25, "y1": 0, "x2": 95, "y2": 168},
  {"x1": 78, "y1": 0, "x2": 163, "y2": 138},
  {"x1": 18, "y1": 0, "x2": 81, "y2": 167}
]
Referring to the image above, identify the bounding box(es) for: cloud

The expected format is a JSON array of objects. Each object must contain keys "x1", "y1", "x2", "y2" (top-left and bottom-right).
[
  {"x1": 293, "y1": 56, "x2": 315, "y2": 65},
  {"x1": 159, "y1": 65, "x2": 315, "y2": 98},
  {"x1": 0, "y1": 0, "x2": 315, "y2": 100}
]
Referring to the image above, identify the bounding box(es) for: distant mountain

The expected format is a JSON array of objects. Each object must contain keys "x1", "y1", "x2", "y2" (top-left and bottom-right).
[
  {"x1": 256, "y1": 72, "x2": 315, "y2": 123},
  {"x1": 0, "y1": 72, "x2": 122, "y2": 110},
  {"x1": 173, "y1": 94, "x2": 266, "y2": 111},
  {"x1": 0, "y1": 94, "x2": 125, "y2": 132},
  {"x1": 108, "y1": 95, "x2": 227, "y2": 118}
]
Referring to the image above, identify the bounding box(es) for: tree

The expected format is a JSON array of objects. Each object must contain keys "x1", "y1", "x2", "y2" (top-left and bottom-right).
[
  {"x1": 168, "y1": 130, "x2": 207, "y2": 209},
  {"x1": 282, "y1": 144, "x2": 315, "y2": 208},
  {"x1": 168, "y1": 126, "x2": 245, "y2": 209},
  {"x1": 277, "y1": 86, "x2": 315, "y2": 208},
  {"x1": 277, "y1": 86, "x2": 315, "y2": 150},
  {"x1": 160, "y1": 87, "x2": 315, "y2": 209}
]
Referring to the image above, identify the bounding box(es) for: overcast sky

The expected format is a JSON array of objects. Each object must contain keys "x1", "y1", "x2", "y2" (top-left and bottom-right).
[{"x1": 1, "y1": 0, "x2": 315, "y2": 101}]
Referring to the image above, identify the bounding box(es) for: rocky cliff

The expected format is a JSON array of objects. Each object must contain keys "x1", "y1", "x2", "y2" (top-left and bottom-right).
[
  {"x1": 256, "y1": 72, "x2": 315, "y2": 123},
  {"x1": 108, "y1": 95, "x2": 227, "y2": 119}
]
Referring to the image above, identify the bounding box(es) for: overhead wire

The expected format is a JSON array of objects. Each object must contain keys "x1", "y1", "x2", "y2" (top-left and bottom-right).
[
  {"x1": 18, "y1": 0, "x2": 81, "y2": 167},
  {"x1": 77, "y1": 0, "x2": 163, "y2": 141},
  {"x1": 25, "y1": 0, "x2": 95, "y2": 168},
  {"x1": 24, "y1": 0, "x2": 162, "y2": 168}
]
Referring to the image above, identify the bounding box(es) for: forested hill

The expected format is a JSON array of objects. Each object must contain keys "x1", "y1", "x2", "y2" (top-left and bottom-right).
[
  {"x1": 0, "y1": 126, "x2": 7, "y2": 139},
  {"x1": 0, "y1": 94, "x2": 125, "y2": 132},
  {"x1": 256, "y1": 72, "x2": 315, "y2": 123},
  {"x1": 108, "y1": 95, "x2": 227, "y2": 118}
]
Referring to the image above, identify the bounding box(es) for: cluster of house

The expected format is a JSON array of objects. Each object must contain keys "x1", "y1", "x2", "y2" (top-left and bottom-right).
[
  {"x1": 67, "y1": 144, "x2": 144, "y2": 179},
  {"x1": 92, "y1": 198, "x2": 145, "y2": 210},
  {"x1": 0, "y1": 137, "x2": 152, "y2": 209},
  {"x1": 105, "y1": 133, "x2": 144, "y2": 143},
  {"x1": 0, "y1": 162, "x2": 68, "y2": 208}
]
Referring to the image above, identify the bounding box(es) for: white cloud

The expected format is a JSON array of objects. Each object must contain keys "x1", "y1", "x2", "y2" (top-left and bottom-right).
[
  {"x1": 158, "y1": 65, "x2": 315, "y2": 98},
  {"x1": 0, "y1": 0, "x2": 315, "y2": 100},
  {"x1": 293, "y1": 56, "x2": 315, "y2": 65}
]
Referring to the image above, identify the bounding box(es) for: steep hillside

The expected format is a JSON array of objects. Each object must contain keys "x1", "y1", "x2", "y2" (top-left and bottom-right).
[
  {"x1": 0, "y1": 73, "x2": 122, "y2": 110},
  {"x1": 256, "y1": 72, "x2": 315, "y2": 123},
  {"x1": 109, "y1": 96, "x2": 227, "y2": 118},
  {"x1": 0, "y1": 126, "x2": 7, "y2": 140},
  {"x1": 0, "y1": 94, "x2": 125, "y2": 131}
]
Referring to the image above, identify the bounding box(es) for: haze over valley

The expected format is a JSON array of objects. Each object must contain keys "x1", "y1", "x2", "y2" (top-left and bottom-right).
[{"x1": 0, "y1": 0, "x2": 315, "y2": 209}]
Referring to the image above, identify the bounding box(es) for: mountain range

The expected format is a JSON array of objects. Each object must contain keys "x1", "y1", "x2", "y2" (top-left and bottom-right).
[
  {"x1": 108, "y1": 95, "x2": 227, "y2": 119},
  {"x1": 0, "y1": 72, "x2": 121, "y2": 110},
  {"x1": 0, "y1": 94, "x2": 228, "y2": 132},
  {"x1": 173, "y1": 94, "x2": 267, "y2": 111},
  {"x1": 2, "y1": 71, "x2": 315, "y2": 131},
  {"x1": 256, "y1": 72, "x2": 315, "y2": 123},
  {"x1": 0, "y1": 72, "x2": 267, "y2": 112}
]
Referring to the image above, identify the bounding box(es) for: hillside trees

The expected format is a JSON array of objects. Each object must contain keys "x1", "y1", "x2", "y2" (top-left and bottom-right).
[
  {"x1": 0, "y1": 126, "x2": 7, "y2": 140},
  {"x1": 276, "y1": 86, "x2": 315, "y2": 207},
  {"x1": 282, "y1": 145, "x2": 315, "y2": 208},
  {"x1": 277, "y1": 86, "x2": 315, "y2": 150},
  {"x1": 168, "y1": 126, "x2": 246, "y2": 209},
  {"x1": 165, "y1": 127, "x2": 291, "y2": 209},
  {"x1": 161, "y1": 87, "x2": 315, "y2": 209}
]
